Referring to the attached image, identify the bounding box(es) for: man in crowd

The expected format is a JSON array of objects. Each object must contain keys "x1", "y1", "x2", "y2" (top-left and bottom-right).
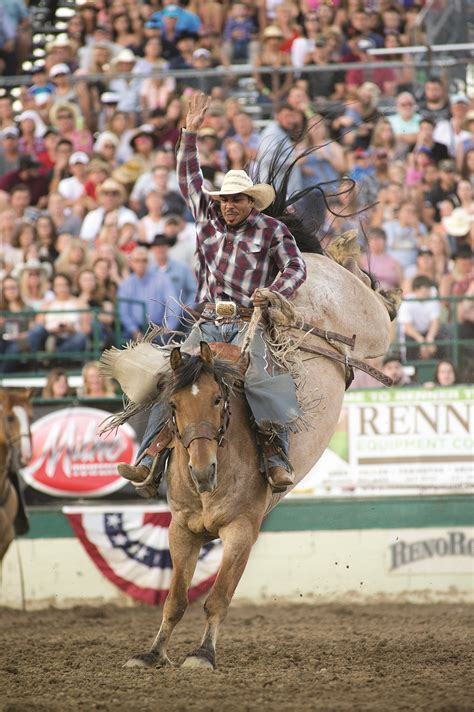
[{"x1": 117, "y1": 246, "x2": 179, "y2": 341}]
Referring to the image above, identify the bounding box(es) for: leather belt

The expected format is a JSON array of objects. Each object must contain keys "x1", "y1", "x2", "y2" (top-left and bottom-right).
[{"x1": 203, "y1": 301, "x2": 254, "y2": 320}]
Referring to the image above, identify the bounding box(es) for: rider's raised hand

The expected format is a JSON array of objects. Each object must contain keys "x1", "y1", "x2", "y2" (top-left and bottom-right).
[{"x1": 185, "y1": 92, "x2": 211, "y2": 132}]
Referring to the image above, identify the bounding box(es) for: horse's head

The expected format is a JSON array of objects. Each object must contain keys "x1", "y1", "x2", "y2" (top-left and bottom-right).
[
  {"x1": 164, "y1": 342, "x2": 239, "y2": 495},
  {"x1": 0, "y1": 389, "x2": 33, "y2": 468}
]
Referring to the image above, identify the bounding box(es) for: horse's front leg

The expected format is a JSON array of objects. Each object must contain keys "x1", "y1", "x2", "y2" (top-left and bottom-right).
[
  {"x1": 182, "y1": 516, "x2": 257, "y2": 670},
  {"x1": 125, "y1": 520, "x2": 202, "y2": 669}
]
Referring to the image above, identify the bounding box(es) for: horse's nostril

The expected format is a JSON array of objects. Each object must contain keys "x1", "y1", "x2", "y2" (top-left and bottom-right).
[{"x1": 209, "y1": 463, "x2": 216, "y2": 480}]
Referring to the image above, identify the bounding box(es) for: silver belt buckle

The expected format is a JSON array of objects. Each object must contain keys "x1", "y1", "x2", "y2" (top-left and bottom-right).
[{"x1": 215, "y1": 301, "x2": 237, "y2": 318}]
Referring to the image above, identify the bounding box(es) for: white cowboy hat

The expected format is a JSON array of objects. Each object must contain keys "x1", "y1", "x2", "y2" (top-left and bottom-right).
[
  {"x1": 442, "y1": 208, "x2": 473, "y2": 237},
  {"x1": 205, "y1": 170, "x2": 275, "y2": 211},
  {"x1": 111, "y1": 49, "x2": 137, "y2": 67},
  {"x1": 12, "y1": 258, "x2": 52, "y2": 279}
]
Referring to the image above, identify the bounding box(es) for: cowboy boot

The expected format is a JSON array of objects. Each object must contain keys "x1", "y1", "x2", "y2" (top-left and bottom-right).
[
  {"x1": 268, "y1": 465, "x2": 294, "y2": 490},
  {"x1": 117, "y1": 462, "x2": 157, "y2": 499}
]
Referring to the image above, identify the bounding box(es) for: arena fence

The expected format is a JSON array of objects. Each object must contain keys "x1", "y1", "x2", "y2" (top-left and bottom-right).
[{"x1": 1, "y1": 295, "x2": 471, "y2": 382}]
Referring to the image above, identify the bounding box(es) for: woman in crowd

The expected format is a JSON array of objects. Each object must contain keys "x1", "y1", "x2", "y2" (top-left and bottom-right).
[
  {"x1": 92, "y1": 255, "x2": 122, "y2": 302},
  {"x1": 300, "y1": 116, "x2": 346, "y2": 185},
  {"x1": 93, "y1": 131, "x2": 120, "y2": 169},
  {"x1": 460, "y1": 147, "x2": 474, "y2": 186},
  {"x1": 428, "y1": 230, "x2": 451, "y2": 285},
  {"x1": 54, "y1": 238, "x2": 90, "y2": 291},
  {"x1": 111, "y1": 12, "x2": 141, "y2": 52},
  {"x1": 79, "y1": 360, "x2": 116, "y2": 398},
  {"x1": 42, "y1": 367, "x2": 74, "y2": 398},
  {"x1": 12, "y1": 222, "x2": 38, "y2": 263},
  {"x1": 15, "y1": 259, "x2": 54, "y2": 311},
  {"x1": 165, "y1": 95, "x2": 186, "y2": 131},
  {"x1": 36, "y1": 214, "x2": 59, "y2": 265},
  {"x1": 29, "y1": 273, "x2": 88, "y2": 354},
  {"x1": 17, "y1": 110, "x2": 46, "y2": 158},
  {"x1": 222, "y1": 138, "x2": 247, "y2": 172},
  {"x1": 253, "y1": 26, "x2": 294, "y2": 106},
  {"x1": 50, "y1": 102, "x2": 93, "y2": 155},
  {"x1": 432, "y1": 359, "x2": 459, "y2": 386},
  {"x1": 359, "y1": 226, "x2": 404, "y2": 290},
  {"x1": 370, "y1": 118, "x2": 398, "y2": 163},
  {"x1": 106, "y1": 111, "x2": 134, "y2": 164},
  {"x1": 0, "y1": 276, "x2": 36, "y2": 373},
  {"x1": 77, "y1": 268, "x2": 115, "y2": 349}
]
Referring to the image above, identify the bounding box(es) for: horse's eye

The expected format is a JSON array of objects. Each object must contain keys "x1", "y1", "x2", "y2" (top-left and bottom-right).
[
  {"x1": 214, "y1": 396, "x2": 222, "y2": 406},
  {"x1": 169, "y1": 402, "x2": 176, "y2": 411},
  {"x1": 6, "y1": 414, "x2": 16, "y2": 423}
]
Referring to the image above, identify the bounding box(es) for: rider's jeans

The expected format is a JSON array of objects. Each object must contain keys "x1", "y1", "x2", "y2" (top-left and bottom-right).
[{"x1": 136, "y1": 320, "x2": 301, "y2": 472}]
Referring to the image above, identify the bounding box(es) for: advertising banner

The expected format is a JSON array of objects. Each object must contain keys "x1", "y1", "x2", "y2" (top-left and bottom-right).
[
  {"x1": 292, "y1": 385, "x2": 474, "y2": 498},
  {"x1": 21, "y1": 406, "x2": 138, "y2": 497}
]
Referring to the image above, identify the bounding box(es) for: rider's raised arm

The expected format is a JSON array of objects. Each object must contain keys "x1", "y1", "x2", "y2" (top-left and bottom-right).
[
  {"x1": 176, "y1": 93, "x2": 212, "y2": 222},
  {"x1": 176, "y1": 130, "x2": 209, "y2": 222}
]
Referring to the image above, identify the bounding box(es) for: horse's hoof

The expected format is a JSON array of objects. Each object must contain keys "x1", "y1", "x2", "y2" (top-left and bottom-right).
[
  {"x1": 181, "y1": 655, "x2": 215, "y2": 670},
  {"x1": 181, "y1": 648, "x2": 215, "y2": 670},
  {"x1": 123, "y1": 652, "x2": 158, "y2": 668}
]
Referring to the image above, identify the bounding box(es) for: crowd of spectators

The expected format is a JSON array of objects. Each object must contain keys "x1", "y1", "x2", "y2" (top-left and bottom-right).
[{"x1": 0, "y1": 0, "x2": 473, "y2": 386}]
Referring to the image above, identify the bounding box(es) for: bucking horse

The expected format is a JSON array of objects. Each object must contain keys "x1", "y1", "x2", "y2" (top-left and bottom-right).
[
  {"x1": 0, "y1": 389, "x2": 33, "y2": 562},
  {"x1": 102, "y1": 238, "x2": 396, "y2": 670}
]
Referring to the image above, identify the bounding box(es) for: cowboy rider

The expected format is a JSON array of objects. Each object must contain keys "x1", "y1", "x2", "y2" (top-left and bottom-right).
[{"x1": 118, "y1": 92, "x2": 307, "y2": 491}]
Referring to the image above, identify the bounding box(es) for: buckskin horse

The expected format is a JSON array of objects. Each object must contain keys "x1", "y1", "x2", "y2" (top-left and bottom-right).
[
  {"x1": 0, "y1": 389, "x2": 33, "y2": 561},
  {"x1": 122, "y1": 250, "x2": 394, "y2": 670}
]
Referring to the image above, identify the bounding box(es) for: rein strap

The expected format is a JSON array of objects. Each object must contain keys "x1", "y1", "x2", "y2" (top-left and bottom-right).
[{"x1": 299, "y1": 343, "x2": 393, "y2": 387}]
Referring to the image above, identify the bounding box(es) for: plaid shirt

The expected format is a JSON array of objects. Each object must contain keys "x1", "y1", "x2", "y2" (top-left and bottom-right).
[{"x1": 177, "y1": 130, "x2": 307, "y2": 308}]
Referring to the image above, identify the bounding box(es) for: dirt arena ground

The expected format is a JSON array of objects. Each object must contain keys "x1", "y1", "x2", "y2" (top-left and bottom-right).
[{"x1": 1, "y1": 602, "x2": 472, "y2": 712}]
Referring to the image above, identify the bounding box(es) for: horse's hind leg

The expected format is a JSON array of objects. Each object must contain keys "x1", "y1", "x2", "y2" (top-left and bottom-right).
[
  {"x1": 125, "y1": 521, "x2": 202, "y2": 669},
  {"x1": 182, "y1": 516, "x2": 256, "y2": 670}
]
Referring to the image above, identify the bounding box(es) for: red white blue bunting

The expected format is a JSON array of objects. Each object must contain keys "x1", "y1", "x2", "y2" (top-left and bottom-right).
[{"x1": 64, "y1": 506, "x2": 222, "y2": 606}]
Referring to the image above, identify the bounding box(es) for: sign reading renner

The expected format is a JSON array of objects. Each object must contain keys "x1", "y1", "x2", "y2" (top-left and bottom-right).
[{"x1": 292, "y1": 386, "x2": 474, "y2": 497}]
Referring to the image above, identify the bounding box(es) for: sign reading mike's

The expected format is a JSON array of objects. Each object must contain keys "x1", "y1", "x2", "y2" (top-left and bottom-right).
[{"x1": 21, "y1": 407, "x2": 137, "y2": 497}]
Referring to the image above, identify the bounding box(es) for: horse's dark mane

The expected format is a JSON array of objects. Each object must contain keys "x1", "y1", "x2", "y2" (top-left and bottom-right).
[
  {"x1": 252, "y1": 118, "x2": 371, "y2": 256},
  {"x1": 157, "y1": 354, "x2": 243, "y2": 417}
]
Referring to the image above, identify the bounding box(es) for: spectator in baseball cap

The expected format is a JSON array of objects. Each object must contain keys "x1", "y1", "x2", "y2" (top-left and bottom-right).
[
  {"x1": 0, "y1": 155, "x2": 47, "y2": 205},
  {"x1": 433, "y1": 94, "x2": 471, "y2": 157},
  {"x1": 0, "y1": 126, "x2": 20, "y2": 174}
]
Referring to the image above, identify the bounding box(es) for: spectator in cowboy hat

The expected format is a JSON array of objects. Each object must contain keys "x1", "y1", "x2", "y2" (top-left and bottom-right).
[
  {"x1": 108, "y1": 50, "x2": 141, "y2": 114},
  {"x1": 13, "y1": 259, "x2": 54, "y2": 311},
  {"x1": 80, "y1": 178, "x2": 137, "y2": 242},
  {"x1": 442, "y1": 208, "x2": 473, "y2": 244},
  {"x1": 113, "y1": 125, "x2": 159, "y2": 188},
  {"x1": 50, "y1": 101, "x2": 93, "y2": 154}
]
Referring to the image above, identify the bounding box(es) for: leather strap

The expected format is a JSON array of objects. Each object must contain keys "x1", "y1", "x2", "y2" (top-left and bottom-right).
[
  {"x1": 299, "y1": 343, "x2": 393, "y2": 387},
  {"x1": 294, "y1": 323, "x2": 356, "y2": 350},
  {"x1": 143, "y1": 423, "x2": 173, "y2": 459},
  {"x1": 181, "y1": 420, "x2": 219, "y2": 448}
]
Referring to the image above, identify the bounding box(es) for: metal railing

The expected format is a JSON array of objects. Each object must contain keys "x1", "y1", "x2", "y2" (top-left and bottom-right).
[
  {"x1": 0, "y1": 297, "x2": 148, "y2": 376},
  {"x1": 389, "y1": 294, "x2": 474, "y2": 381}
]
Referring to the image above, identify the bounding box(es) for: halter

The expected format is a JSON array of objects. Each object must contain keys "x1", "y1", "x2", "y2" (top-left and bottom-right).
[{"x1": 169, "y1": 383, "x2": 231, "y2": 450}]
